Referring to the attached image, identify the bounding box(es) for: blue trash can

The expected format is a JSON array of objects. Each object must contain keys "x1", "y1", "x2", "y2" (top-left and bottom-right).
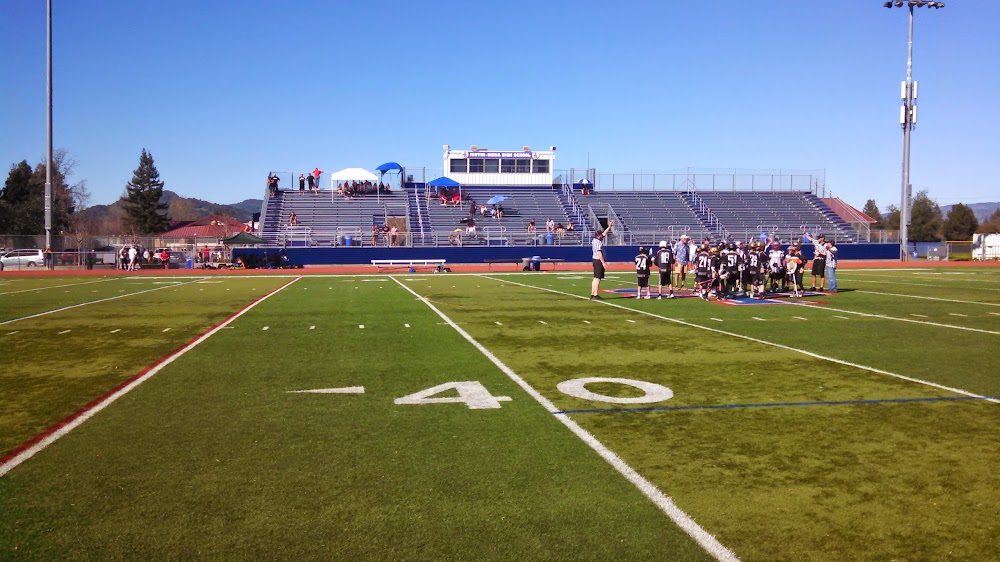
[
  {"x1": 546, "y1": 233, "x2": 554, "y2": 245},
  {"x1": 185, "y1": 258, "x2": 193, "y2": 269},
  {"x1": 345, "y1": 235, "x2": 353, "y2": 246},
  {"x1": 531, "y1": 256, "x2": 541, "y2": 271}
]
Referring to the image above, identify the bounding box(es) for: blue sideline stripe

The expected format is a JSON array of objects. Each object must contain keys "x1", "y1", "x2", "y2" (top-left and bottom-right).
[{"x1": 555, "y1": 395, "x2": 998, "y2": 415}]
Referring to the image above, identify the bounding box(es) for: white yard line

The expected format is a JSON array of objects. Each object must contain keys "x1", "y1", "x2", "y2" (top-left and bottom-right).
[
  {"x1": 845, "y1": 277, "x2": 1000, "y2": 292},
  {"x1": 0, "y1": 277, "x2": 115, "y2": 296},
  {"x1": 0, "y1": 276, "x2": 302, "y2": 478},
  {"x1": 854, "y1": 289, "x2": 1000, "y2": 307},
  {"x1": 776, "y1": 301, "x2": 1000, "y2": 335},
  {"x1": 484, "y1": 275, "x2": 998, "y2": 404},
  {"x1": 0, "y1": 278, "x2": 207, "y2": 326},
  {"x1": 390, "y1": 275, "x2": 738, "y2": 562}
]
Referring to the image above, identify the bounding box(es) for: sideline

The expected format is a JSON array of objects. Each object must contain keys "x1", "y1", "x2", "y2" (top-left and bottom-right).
[
  {"x1": 0, "y1": 277, "x2": 207, "y2": 326},
  {"x1": 0, "y1": 276, "x2": 302, "y2": 478},
  {"x1": 483, "y1": 275, "x2": 999, "y2": 404},
  {"x1": 390, "y1": 275, "x2": 739, "y2": 562},
  {"x1": 0, "y1": 277, "x2": 116, "y2": 296}
]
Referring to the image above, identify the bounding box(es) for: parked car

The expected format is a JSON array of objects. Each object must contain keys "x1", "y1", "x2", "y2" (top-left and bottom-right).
[{"x1": 0, "y1": 249, "x2": 45, "y2": 270}]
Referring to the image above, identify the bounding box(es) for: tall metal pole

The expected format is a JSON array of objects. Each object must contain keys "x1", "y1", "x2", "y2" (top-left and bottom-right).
[
  {"x1": 45, "y1": 0, "x2": 53, "y2": 267},
  {"x1": 899, "y1": 4, "x2": 914, "y2": 261}
]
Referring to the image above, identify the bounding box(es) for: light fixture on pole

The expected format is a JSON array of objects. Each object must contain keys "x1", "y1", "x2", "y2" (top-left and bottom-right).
[{"x1": 883, "y1": 0, "x2": 944, "y2": 261}]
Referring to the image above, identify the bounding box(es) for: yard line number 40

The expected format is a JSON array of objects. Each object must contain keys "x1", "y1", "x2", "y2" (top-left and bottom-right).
[{"x1": 392, "y1": 378, "x2": 673, "y2": 409}]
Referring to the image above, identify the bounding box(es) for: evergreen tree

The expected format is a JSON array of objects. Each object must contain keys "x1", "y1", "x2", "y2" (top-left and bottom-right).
[
  {"x1": 121, "y1": 148, "x2": 169, "y2": 234},
  {"x1": 941, "y1": 203, "x2": 978, "y2": 241},
  {"x1": 908, "y1": 190, "x2": 942, "y2": 242},
  {"x1": 1, "y1": 154, "x2": 79, "y2": 236},
  {"x1": 862, "y1": 199, "x2": 883, "y2": 229}
]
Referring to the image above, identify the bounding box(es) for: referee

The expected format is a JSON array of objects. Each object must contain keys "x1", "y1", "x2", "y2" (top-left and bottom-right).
[{"x1": 590, "y1": 220, "x2": 615, "y2": 300}]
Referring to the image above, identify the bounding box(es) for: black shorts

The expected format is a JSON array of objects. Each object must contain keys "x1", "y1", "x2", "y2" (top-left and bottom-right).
[
  {"x1": 593, "y1": 259, "x2": 605, "y2": 279},
  {"x1": 811, "y1": 258, "x2": 826, "y2": 277},
  {"x1": 637, "y1": 274, "x2": 650, "y2": 288},
  {"x1": 695, "y1": 273, "x2": 710, "y2": 285},
  {"x1": 754, "y1": 272, "x2": 767, "y2": 285},
  {"x1": 658, "y1": 269, "x2": 671, "y2": 286}
]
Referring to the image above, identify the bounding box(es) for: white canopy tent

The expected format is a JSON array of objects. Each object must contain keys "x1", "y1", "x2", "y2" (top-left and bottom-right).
[{"x1": 329, "y1": 167, "x2": 378, "y2": 183}]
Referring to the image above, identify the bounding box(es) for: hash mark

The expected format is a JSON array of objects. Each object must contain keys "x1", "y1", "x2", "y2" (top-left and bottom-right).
[
  {"x1": 359, "y1": 324, "x2": 365, "y2": 329},
  {"x1": 110, "y1": 329, "x2": 121, "y2": 333},
  {"x1": 752, "y1": 317, "x2": 766, "y2": 321},
  {"x1": 626, "y1": 319, "x2": 636, "y2": 323},
  {"x1": 710, "y1": 318, "x2": 723, "y2": 322},
  {"x1": 793, "y1": 316, "x2": 808, "y2": 321},
  {"x1": 162, "y1": 328, "x2": 171, "y2": 333},
  {"x1": 948, "y1": 313, "x2": 968, "y2": 317},
  {"x1": 262, "y1": 326, "x2": 269, "y2": 331},
  {"x1": 310, "y1": 326, "x2": 316, "y2": 330},
  {"x1": 404, "y1": 323, "x2": 411, "y2": 328},
  {"x1": 833, "y1": 315, "x2": 849, "y2": 320},
  {"x1": 582, "y1": 320, "x2": 591, "y2": 324},
  {"x1": 58, "y1": 329, "x2": 71, "y2": 334},
  {"x1": 539, "y1": 320, "x2": 547, "y2": 325},
  {"x1": 495, "y1": 321, "x2": 503, "y2": 326},
  {"x1": 6, "y1": 331, "x2": 18, "y2": 335}
]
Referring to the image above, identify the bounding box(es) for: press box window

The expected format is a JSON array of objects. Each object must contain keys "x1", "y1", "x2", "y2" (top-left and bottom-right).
[
  {"x1": 450, "y1": 159, "x2": 468, "y2": 173},
  {"x1": 484, "y1": 159, "x2": 499, "y2": 173},
  {"x1": 532, "y1": 159, "x2": 549, "y2": 173},
  {"x1": 516, "y1": 159, "x2": 531, "y2": 173},
  {"x1": 469, "y1": 159, "x2": 485, "y2": 173},
  {"x1": 501, "y1": 159, "x2": 517, "y2": 173}
]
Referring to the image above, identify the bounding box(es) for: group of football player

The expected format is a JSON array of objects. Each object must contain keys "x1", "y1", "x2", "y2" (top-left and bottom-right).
[{"x1": 633, "y1": 238, "x2": 815, "y2": 301}]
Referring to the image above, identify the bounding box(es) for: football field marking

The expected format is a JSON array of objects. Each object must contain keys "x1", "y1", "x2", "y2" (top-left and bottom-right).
[
  {"x1": 486, "y1": 276, "x2": 998, "y2": 404},
  {"x1": 844, "y1": 276, "x2": 1000, "y2": 292},
  {"x1": 0, "y1": 277, "x2": 207, "y2": 326},
  {"x1": 287, "y1": 386, "x2": 364, "y2": 394},
  {"x1": 854, "y1": 289, "x2": 1000, "y2": 307},
  {"x1": 779, "y1": 301, "x2": 1000, "y2": 335},
  {"x1": 0, "y1": 277, "x2": 115, "y2": 296},
  {"x1": 110, "y1": 329, "x2": 121, "y2": 333},
  {"x1": 58, "y1": 329, "x2": 71, "y2": 334},
  {"x1": 0, "y1": 276, "x2": 302, "y2": 478},
  {"x1": 390, "y1": 276, "x2": 738, "y2": 561}
]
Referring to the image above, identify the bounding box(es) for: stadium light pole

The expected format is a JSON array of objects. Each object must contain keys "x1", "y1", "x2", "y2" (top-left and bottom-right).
[
  {"x1": 884, "y1": 0, "x2": 944, "y2": 261},
  {"x1": 45, "y1": 0, "x2": 54, "y2": 268}
]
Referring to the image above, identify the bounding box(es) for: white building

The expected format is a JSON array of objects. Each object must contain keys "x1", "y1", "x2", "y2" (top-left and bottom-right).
[{"x1": 443, "y1": 145, "x2": 555, "y2": 186}]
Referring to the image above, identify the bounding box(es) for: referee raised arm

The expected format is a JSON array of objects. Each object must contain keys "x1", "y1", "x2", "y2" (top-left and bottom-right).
[{"x1": 591, "y1": 220, "x2": 615, "y2": 300}]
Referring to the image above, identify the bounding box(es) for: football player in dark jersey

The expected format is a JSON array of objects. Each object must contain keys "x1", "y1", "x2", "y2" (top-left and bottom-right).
[
  {"x1": 694, "y1": 244, "x2": 713, "y2": 301},
  {"x1": 709, "y1": 246, "x2": 723, "y2": 299},
  {"x1": 720, "y1": 242, "x2": 739, "y2": 299},
  {"x1": 653, "y1": 240, "x2": 675, "y2": 299},
  {"x1": 736, "y1": 240, "x2": 750, "y2": 296},
  {"x1": 634, "y1": 246, "x2": 653, "y2": 299},
  {"x1": 747, "y1": 241, "x2": 768, "y2": 299}
]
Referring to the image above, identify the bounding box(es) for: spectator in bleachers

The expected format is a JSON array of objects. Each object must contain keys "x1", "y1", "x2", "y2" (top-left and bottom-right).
[
  {"x1": 450, "y1": 190, "x2": 462, "y2": 206},
  {"x1": 466, "y1": 218, "x2": 477, "y2": 237},
  {"x1": 526, "y1": 220, "x2": 537, "y2": 234},
  {"x1": 566, "y1": 221, "x2": 575, "y2": 232},
  {"x1": 480, "y1": 204, "x2": 489, "y2": 217},
  {"x1": 449, "y1": 229, "x2": 462, "y2": 245},
  {"x1": 267, "y1": 173, "x2": 279, "y2": 195},
  {"x1": 371, "y1": 224, "x2": 380, "y2": 246},
  {"x1": 299, "y1": 174, "x2": 305, "y2": 191},
  {"x1": 497, "y1": 204, "x2": 504, "y2": 220},
  {"x1": 440, "y1": 189, "x2": 449, "y2": 206},
  {"x1": 307, "y1": 174, "x2": 316, "y2": 191},
  {"x1": 389, "y1": 225, "x2": 399, "y2": 246},
  {"x1": 289, "y1": 212, "x2": 298, "y2": 226},
  {"x1": 556, "y1": 223, "x2": 565, "y2": 235},
  {"x1": 546, "y1": 217, "x2": 555, "y2": 232},
  {"x1": 382, "y1": 224, "x2": 390, "y2": 247},
  {"x1": 312, "y1": 168, "x2": 322, "y2": 190}
]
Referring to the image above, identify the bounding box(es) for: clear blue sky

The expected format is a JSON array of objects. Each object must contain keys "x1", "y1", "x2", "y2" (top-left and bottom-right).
[{"x1": 3, "y1": 1, "x2": 997, "y2": 213}]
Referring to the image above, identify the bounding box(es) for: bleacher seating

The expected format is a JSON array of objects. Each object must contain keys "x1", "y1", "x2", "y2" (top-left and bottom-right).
[
  {"x1": 422, "y1": 186, "x2": 584, "y2": 247},
  {"x1": 694, "y1": 191, "x2": 856, "y2": 242},
  {"x1": 580, "y1": 191, "x2": 712, "y2": 243},
  {"x1": 260, "y1": 190, "x2": 409, "y2": 246}
]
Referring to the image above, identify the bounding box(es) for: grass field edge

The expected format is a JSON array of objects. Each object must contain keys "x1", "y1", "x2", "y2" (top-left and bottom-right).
[{"x1": 0, "y1": 276, "x2": 302, "y2": 478}]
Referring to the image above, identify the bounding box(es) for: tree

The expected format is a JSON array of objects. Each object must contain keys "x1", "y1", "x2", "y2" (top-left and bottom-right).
[
  {"x1": 941, "y1": 203, "x2": 979, "y2": 241},
  {"x1": 1, "y1": 152, "x2": 83, "y2": 236},
  {"x1": 121, "y1": 149, "x2": 169, "y2": 234},
  {"x1": 862, "y1": 199, "x2": 883, "y2": 229},
  {"x1": 977, "y1": 208, "x2": 1000, "y2": 234},
  {"x1": 884, "y1": 204, "x2": 900, "y2": 231},
  {"x1": 908, "y1": 190, "x2": 942, "y2": 242}
]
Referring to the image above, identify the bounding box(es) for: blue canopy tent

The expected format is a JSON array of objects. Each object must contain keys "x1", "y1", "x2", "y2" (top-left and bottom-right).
[
  {"x1": 374, "y1": 162, "x2": 403, "y2": 197},
  {"x1": 427, "y1": 176, "x2": 462, "y2": 205}
]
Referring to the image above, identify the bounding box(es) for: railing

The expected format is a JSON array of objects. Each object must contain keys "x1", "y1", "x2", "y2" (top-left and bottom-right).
[{"x1": 592, "y1": 169, "x2": 826, "y2": 193}]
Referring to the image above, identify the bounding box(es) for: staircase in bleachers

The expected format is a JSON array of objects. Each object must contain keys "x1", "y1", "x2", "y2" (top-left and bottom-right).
[
  {"x1": 405, "y1": 185, "x2": 432, "y2": 246},
  {"x1": 802, "y1": 193, "x2": 857, "y2": 241}
]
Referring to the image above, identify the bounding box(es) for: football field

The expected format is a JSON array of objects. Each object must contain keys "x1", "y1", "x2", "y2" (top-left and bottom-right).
[{"x1": 1, "y1": 267, "x2": 999, "y2": 560}]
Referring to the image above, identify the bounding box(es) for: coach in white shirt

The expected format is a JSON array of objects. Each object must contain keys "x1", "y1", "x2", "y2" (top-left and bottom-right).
[{"x1": 591, "y1": 220, "x2": 615, "y2": 300}]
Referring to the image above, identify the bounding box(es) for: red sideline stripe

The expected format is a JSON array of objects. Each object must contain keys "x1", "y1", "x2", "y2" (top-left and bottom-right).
[{"x1": 0, "y1": 278, "x2": 297, "y2": 470}]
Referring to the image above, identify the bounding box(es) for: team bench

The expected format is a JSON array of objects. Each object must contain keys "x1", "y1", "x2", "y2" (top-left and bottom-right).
[
  {"x1": 483, "y1": 258, "x2": 566, "y2": 271},
  {"x1": 371, "y1": 259, "x2": 447, "y2": 272}
]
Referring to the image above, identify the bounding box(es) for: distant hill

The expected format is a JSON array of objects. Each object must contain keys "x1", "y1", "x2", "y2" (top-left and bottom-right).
[
  {"x1": 940, "y1": 202, "x2": 1000, "y2": 222},
  {"x1": 77, "y1": 191, "x2": 262, "y2": 226}
]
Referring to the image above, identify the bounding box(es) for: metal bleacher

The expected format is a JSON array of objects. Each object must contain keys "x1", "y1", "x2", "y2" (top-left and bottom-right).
[
  {"x1": 260, "y1": 190, "x2": 409, "y2": 247},
  {"x1": 694, "y1": 191, "x2": 856, "y2": 242},
  {"x1": 580, "y1": 191, "x2": 713, "y2": 243},
  {"x1": 422, "y1": 186, "x2": 584, "y2": 247}
]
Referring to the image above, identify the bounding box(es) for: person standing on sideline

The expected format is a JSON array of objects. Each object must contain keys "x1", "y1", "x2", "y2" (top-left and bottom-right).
[
  {"x1": 590, "y1": 220, "x2": 615, "y2": 300},
  {"x1": 825, "y1": 240, "x2": 838, "y2": 292},
  {"x1": 653, "y1": 240, "x2": 675, "y2": 299},
  {"x1": 672, "y1": 234, "x2": 691, "y2": 289},
  {"x1": 804, "y1": 233, "x2": 827, "y2": 291},
  {"x1": 127, "y1": 245, "x2": 138, "y2": 271}
]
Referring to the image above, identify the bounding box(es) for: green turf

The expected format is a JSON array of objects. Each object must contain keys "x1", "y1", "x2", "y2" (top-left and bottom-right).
[{"x1": 2, "y1": 268, "x2": 998, "y2": 560}]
